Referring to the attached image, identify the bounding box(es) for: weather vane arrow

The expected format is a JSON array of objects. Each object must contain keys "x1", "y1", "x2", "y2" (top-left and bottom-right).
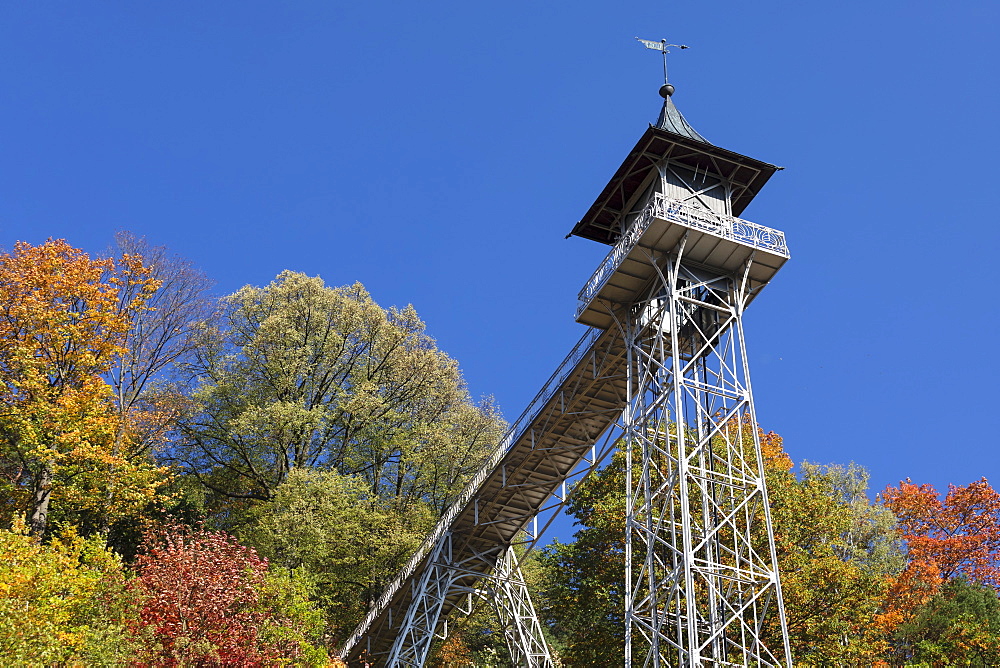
[{"x1": 635, "y1": 37, "x2": 688, "y2": 84}]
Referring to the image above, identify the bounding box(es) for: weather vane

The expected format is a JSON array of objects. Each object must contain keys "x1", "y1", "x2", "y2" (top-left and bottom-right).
[{"x1": 636, "y1": 37, "x2": 688, "y2": 85}]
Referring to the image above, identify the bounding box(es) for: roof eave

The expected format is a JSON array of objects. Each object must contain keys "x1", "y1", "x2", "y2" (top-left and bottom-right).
[{"x1": 569, "y1": 125, "x2": 781, "y2": 245}]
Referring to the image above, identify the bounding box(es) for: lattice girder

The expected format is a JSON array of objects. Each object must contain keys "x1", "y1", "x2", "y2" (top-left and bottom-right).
[
  {"x1": 621, "y1": 242, "x2": 791, "y2": 667},
  {"x1": 385, "y1": 536, "x2": 553, "y2": 667}
]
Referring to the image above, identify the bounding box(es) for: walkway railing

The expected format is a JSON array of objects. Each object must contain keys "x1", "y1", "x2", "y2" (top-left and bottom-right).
[
  {"x1": 576, "y1": 194, "x2": 789, "y2": 318},
  {"x1": 341, "y1": 325, "x2": 602, "y2": 657}
]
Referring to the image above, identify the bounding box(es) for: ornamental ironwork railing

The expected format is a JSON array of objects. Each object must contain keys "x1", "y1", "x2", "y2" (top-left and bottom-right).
[
  {"x1": 576, "y1": 193, "x2": 789, "y2": 318},
  {"x1": 340, "y1": 325, "x2": 602, "y2": 658}
]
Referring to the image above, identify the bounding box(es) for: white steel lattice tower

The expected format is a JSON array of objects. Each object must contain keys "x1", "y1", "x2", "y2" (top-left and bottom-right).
[
  {"x1": 571, "y1": 83, "x2": 793, "y2": 665},
  {"x1": 621, "y1": 233, "x2": 789, "y2": 666}
]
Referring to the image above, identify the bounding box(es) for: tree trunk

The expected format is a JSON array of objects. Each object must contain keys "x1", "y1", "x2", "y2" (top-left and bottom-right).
[
  {"x1": 98, "y1": 482, "x2": 114, "y2": 537},
  {"x1": 28, "y1": 462, "x2": 53, "y2": 538},
  {"x1": 99, "y1": 426, "x2": 125, "y2": 537}
]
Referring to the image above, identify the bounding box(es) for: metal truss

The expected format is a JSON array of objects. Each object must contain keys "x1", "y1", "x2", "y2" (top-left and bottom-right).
[
  {"x1": 341, "y1": 321, "x2": 634, "y2": 664},
  {"x1": 385, "y1": 533, "x2": 455, "y2": 667},
  {"x1": 486, "y1": 548, "x2": 554, "y2": 667},
  {"x1": 347, "y1": 191, "x2": 791, "y2": 665},
  {"x1": 386, "y1": 535, "x2": 553, "y2": 667},
  {"x1": 618, "y1": 238, "x2": 792, "y2": 667}
]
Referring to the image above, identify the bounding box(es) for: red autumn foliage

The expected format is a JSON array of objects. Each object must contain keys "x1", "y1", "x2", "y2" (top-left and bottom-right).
[
  {"x1": 881, "y1": 478, "x2": 1000, "y2": 621},
  {"x1": 130, "y1": 523, "x2": 279, "y2": 666},
  {"x1": 884, "y1": 478, "x2": 1000, "y2": 586}
]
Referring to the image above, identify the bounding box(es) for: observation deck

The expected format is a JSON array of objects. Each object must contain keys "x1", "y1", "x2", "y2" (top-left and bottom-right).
[{"x1": 576, "y1": 194, "x2": 789, "y2": 330}]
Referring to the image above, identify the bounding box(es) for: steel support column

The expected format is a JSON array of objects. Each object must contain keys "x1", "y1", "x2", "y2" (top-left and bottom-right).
[
  {"x1": 387, "y1": 536, "x2": 553, "y2": 668},
  {"x1": 621, "y1": 243, "x2": 791, "y2": 667},
  {"x1": 488, "y1": 547, "x2": 555, "y2": 668},
  {"x1": 386, "y1": 533, "x2": 458, "y2": 667}
]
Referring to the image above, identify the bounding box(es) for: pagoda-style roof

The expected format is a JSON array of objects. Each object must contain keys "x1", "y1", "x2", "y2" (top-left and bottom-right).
[
  {"x1": 654, "y1": 94, "x2": 709, "y2": 143},
  {"x1": 570, "y1": 97, "x2": 781, "y2": 245}
]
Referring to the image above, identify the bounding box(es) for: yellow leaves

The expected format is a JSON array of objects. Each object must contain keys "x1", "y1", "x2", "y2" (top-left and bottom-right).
[
  {"x1": 0, "y1": 239, "x2": 168, "y2": 535},
  {"x1": 0, "y1": 240, "x2": 126, "y2": 371},
  {"x1": 0, "y1": 525, "x2": 131, "y2": 663},
  {"x1": 58, "y1": 456, "x2": 171, "y2": 526},
  {"x1": 0, "y1": 240, "x2": 129, "y2": 401}
]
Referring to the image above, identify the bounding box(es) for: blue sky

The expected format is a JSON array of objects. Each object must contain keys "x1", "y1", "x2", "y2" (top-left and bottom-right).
[{"x1": 2, "y1": 1, "x2": 999, "y2": 533}]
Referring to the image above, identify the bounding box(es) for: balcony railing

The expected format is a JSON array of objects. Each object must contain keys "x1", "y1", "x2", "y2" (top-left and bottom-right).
[{"x1": 576, "y1": 194, "x2": 789, "y2": 318}]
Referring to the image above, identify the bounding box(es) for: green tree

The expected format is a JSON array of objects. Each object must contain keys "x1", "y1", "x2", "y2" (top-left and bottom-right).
[
  {"x1": 242, "y1": 467, "x2": 432, "y2": 643},
  {"x1": 0, "y1": 522, "x2": 138, "y2": 664},
  {"x1": 534, "y1": 457, "x2": 625, "y2": 665},
  {"x1": 892, "y1": 577, "x2": 1000, "y2": 665},
  {"x1": 534, "y1": 429, "x2": 903, "y2": 665},
  {"x1": 768, "y1": 459, "x2": 902, "y2": 663},
  {"x1": 426, "y1": 603, "x2": 513, "y2": 668},
  {"x1": 173, "y1": 271, "x2": 503, "y2": 514}
]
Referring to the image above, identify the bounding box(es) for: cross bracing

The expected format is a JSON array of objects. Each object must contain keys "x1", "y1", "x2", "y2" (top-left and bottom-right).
[
  {"x1": 385, "y1": 541, "x2": 554, "y2": 667},
  {"x1": 617, "y1": 244, "x2": 791, "y2": 666},
  {"x1": 339, "y1": 197, "x2": 791, "y2": 666}
]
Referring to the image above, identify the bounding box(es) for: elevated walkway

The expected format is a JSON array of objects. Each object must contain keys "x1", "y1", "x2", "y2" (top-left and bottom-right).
[{"x1": 341, "y1": 323, "x2": 630, "y2": 662}]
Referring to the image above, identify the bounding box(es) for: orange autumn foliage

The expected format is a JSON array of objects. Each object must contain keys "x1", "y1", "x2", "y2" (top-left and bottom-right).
[
  {"x1": 880, "y1": 478, "x2": 1000, "y2": 628},
  {"x1": 0, "y1": 239, "x2": 162, "y2": 536},
  {"x1": 430, "y1": 634, "x2": 475, "y2": 667}
]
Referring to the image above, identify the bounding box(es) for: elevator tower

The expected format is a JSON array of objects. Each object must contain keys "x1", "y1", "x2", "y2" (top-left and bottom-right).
[
  {"x1": 340, "y1": 44, "x2": 793, "y2": 666},
  {"x1": 571, "y1": 49, "x2": 792, "y2": 665}
]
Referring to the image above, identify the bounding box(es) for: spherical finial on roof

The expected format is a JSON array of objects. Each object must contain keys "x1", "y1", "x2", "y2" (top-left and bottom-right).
[{"x1": 659, "y1": 83, "x2": 675, "y2": 98}]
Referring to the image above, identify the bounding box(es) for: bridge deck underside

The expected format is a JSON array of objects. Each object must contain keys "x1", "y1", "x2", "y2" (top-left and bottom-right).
[{"x1": 345, "y1": 324, "x2": 630, "y2": 663}]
